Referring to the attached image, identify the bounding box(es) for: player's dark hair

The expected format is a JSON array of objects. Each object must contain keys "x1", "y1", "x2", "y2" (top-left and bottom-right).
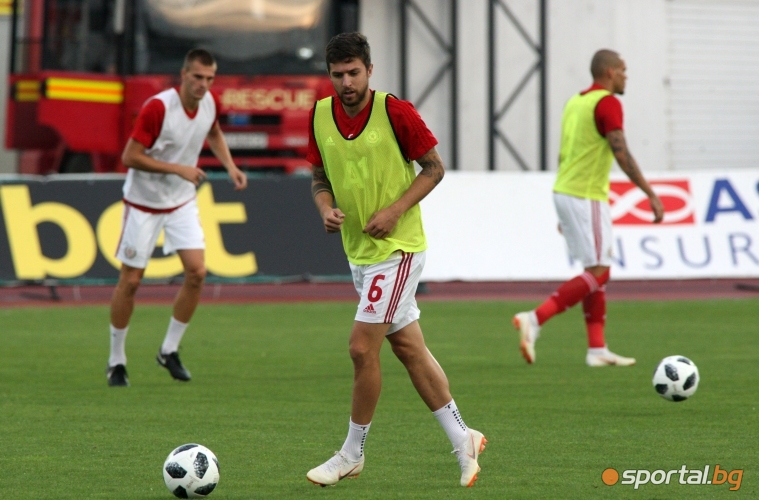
[
  {"x1": 184, "y1": 48, "x2": 216, "y2": 69},
  {"x1": 325, "y1": 32, "x2": 371, "y2": 70},
  {"x1": 590, "y1": 49, "x2": 621, "y2": 79}
]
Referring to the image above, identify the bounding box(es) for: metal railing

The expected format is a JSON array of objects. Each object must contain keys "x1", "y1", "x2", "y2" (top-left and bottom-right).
[
  {"x1": 399, "y1": 0, "x2": 458, "y2": 170},
  {"x1": 488, "y1": 0, "x2": 547, "y2": 171}
]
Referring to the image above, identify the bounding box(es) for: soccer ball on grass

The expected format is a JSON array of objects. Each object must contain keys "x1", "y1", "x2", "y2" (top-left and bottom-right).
[
  {"x1": 163, "y1": 444, "x2": 220, "y2": 498},
  {"x1": 652, "y1": 355, "x2": 699, "y2": 402}
]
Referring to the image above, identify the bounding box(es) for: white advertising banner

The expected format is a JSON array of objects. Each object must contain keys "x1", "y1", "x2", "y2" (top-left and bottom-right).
[{"x1": 420, "y1": 170, "x2": 759, "y2": 281}]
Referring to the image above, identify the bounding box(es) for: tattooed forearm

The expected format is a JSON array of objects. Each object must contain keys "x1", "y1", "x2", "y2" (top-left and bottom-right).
[
  {"x1": 312, "y1": 182, "x2": 333, "y2": 199},
  {"x1": 416, "y1": 149, "x2": 445, "y2": 185},
  {"x1": 607, "y1": 130, "x2": 646, "y2": 185},
  {"x1": 607, "y1": 130, "x2": 625, "y2": 155},
  {"x1": 311, "y1": 166, "x2": 334, "y2": 200},
  {"x1": 623, "y1": 151, "x2": 645, "y2": 184}
]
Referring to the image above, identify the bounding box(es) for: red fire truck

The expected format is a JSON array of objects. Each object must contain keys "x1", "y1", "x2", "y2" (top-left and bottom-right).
[{"x1": 6, "y1": 0, "x2": 357, "y2": 174}]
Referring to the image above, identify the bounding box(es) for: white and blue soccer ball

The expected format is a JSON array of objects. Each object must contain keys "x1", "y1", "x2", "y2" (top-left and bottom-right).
[
  {"x1": 652, "y1": 355, "x2": 699, "y2": 402},
  {"x1": 163, "y1": 444, "x2": 220, "y2": 498}
]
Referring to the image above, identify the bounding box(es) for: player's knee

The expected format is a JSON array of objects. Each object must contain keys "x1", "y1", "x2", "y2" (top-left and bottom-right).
[
  {"x1": 185, "y1": 265, "x2": 207, "y2": 287},
  {"x1": 596, "y1": 268, "x2": 610, "y2": 286},
  {"x1": 348, "y1": 342, "x2": 367, "y2": 361},
  {"x1": 587, "y1": 266, "x2": 610, "y2": 286},
  {"x1": 120, "y1": 279, "x2": 140, "y2": 296},
  {"x1": 390, "y1": 341, "x2": 413, "y2": 362},
  {"x1": 119, "y1": 270, "x2": 143, "y2": 295},
  {"x1": 348, "y1": 342, "x2": 377, "y2": 366}
]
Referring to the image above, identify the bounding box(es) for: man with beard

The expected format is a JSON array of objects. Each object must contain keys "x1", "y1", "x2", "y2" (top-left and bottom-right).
[{"x1": 304, "y1": 32, "x2": 486, "y2": 488}]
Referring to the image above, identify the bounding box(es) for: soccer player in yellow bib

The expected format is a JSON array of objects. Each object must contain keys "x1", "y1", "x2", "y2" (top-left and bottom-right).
[
  {"x1": 513, "y1": 49, "x2": 664, "y2": 367},
  {"x1": 305, "y1": 32, "x2": 486, "y2": 488}
]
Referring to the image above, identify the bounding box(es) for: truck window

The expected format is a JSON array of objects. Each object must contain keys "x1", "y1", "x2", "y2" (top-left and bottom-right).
[
  {"x1": 15, "y1": 0, "x2": 356, "y2": 76},
  {"x1": 137, "y1": 0, "x2": 332, "y2": 75},
  {"x1": 42, "y1": 0, "x2": 118, "y2": 73}
]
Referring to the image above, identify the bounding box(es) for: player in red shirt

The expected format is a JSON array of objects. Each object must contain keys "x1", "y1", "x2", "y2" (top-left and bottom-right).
[
  {"x1": 513, "y1": 49, "x2": 663, "y2": 367},
  {"x1": 305, "y1": 91, "x2": 437, "y2": 166},
  {"x1": 305, "y1": 32, "x2": 486, "y2": 489},
  {"x1": 106, "y1": 49, "x2": 247, "y2": 387}
]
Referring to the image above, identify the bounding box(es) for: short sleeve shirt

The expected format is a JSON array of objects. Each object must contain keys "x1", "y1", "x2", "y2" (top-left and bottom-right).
[
  {"x1": 307, "y1": 91, "x2": 438, "y2": 166},
  {"x1": 581, "y1": 83, "x2": 624, "y2": 136},
  {"x1": 131, "y1": 88, "x2": 222, "y2": 149}
]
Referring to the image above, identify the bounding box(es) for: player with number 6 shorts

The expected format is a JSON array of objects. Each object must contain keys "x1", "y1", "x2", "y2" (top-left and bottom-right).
[
  {"x1": 352, "y1": 250, "x2": 424, "y2": 332},
  {"x1": 305, "y1": 32, "x2": 486, "y2": 488}
]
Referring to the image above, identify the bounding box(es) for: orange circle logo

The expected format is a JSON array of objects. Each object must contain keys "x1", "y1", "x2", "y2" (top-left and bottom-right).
[{"x1": 602, "y1": 468, "x2": 619, "y2": 485}]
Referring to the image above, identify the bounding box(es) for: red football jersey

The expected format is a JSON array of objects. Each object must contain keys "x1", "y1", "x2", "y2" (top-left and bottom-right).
[
  {"x1": 307, "y1": 90, "x2": 438, "y2": 166},
  {"x1": 580, "y1": 83, "x2": 624, "y2": 137},
  {"x1": 131, "y1": 88, "x2": 221, "y2": 149}
]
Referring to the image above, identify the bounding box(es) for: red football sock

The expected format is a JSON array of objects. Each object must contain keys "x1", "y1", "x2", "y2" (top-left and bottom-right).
[
  {"x1": 535, "y1": 271, "x2": 600, "y2": 325},
  {"x1": 583, "y1": 286, "x2": 607, "y2": 348}
]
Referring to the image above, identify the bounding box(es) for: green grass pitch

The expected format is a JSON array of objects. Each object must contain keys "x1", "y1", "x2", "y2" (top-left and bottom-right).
[{"x1": 0, "y1": 298, "x2": 756, "y2": 499}]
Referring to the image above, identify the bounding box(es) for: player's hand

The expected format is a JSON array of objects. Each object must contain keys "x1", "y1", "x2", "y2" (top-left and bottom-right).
[
  {"x1": 322, "y1": 208, "x2": 345, "y2": 233},
  {"x1": 649, "y1": 194, "x2": 664, "y2": 223},
  {"x1": 363, "y1": 208, "x2": 400, "y2": 239},
  {"x1": 178, "y1": 165, "x2": 208, "y2": 186},
  {"x1": 228, "y1": 166, "x2": 248, "y2": 191}
]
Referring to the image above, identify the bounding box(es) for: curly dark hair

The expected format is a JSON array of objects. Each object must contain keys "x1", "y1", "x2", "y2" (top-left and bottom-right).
[{"x1": 325, "y1": 32, "x2": 371, "y2": 69}]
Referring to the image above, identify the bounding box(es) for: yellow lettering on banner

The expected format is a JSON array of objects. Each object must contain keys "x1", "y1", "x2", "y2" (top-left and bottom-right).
[
  {"x1": 0, "y1": 0, "x2": 13, "y2": 16},
  {"x1": 144, "y1": 230, "x2": 185, "y2": 277},
  {"x1": 96, "y1": 186, "x2": 256, "y2": 278},
  {"x1": 94, "y1": 202, "x2": 122, "y2": 269},
  {"x1": 96, "y1": 202, "x2": 183, "y2": 277},
  {"x1": 196, "y1": 184, "x2": 258, "y2": 277},
  {"x1": 0, "y1": 185, "x2": 96, "y2": 279}
]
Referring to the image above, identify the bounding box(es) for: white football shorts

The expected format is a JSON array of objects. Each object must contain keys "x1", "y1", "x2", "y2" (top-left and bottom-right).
[
  {"x1": 115, "y1": 198, "x2": 205, "y2": 269},
  {"x1": 350, "y1": 250, "x2": 425, "y2": 334},
  {"x1": 553, "y1": 192, "x2": 613, "y2": 268}
]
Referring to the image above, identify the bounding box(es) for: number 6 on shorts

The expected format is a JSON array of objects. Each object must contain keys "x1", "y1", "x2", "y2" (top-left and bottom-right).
[
  {"x1": 368, "y1": 275, "x2": 385, "y2": 302},
  {"x1": 351, "y1": 251, "x2": 426, "y2": 331}
]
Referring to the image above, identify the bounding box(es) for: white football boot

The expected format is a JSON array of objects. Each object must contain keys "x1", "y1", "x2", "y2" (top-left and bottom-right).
[
  {"x1": 512, "y1": 311, "x2": 540, "y2": 364},
  {"x1": 306, "y1": 451, "x2": 364, "y2": 486},
  {"x1": 453, "y1": 429, "x2": 487, "y2": 487},
  {"x1": 586, "y1": 347, "x2": 636, "y2": 367}
]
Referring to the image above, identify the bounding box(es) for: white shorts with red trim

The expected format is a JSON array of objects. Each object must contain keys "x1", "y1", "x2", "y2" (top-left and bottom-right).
[
  {"x1": 554, "y1": 192, "x2": 613, "y2": 268},
  {"x1": 350, "y1": 250, "x2": 425, "y2": 334},
  {"x1": 115, "y1": 199, "x2": 205, "y2": 269}
]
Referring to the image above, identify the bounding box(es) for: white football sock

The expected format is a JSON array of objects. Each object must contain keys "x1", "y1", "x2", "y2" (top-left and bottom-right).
[
  {"x1": 528, "y1": 310, "x2": 541, "y2": 337},
  {"x1": 161, "y1": 317, "x2": 188, "y2": 354},
  {"x1": 433, "y1": 399, "x2": 469, "y2": 448},
  {"x1": 340, "y1": 419, "x2": 371, "y2": 461},
  {"x1": 108, "y1": 324, "x2": 128, "y2": 367},
  {"x1": 588, "y1": 346, "x2": 609, "y2": 356}
]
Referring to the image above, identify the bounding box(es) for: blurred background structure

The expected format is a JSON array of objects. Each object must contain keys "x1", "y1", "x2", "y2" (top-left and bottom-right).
[
  {"x1": 3, "y1": 0, "x2": 359, "y2": 174},
  {"x1": 363, "y1": 0, "x2": 759, "y2": 174},
  {"x1": 4, "y1": 0, "x2": 759, "y2": 174},
  {"x1": 1, "y1": 0, "x2": 758, "y2": 287}
]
